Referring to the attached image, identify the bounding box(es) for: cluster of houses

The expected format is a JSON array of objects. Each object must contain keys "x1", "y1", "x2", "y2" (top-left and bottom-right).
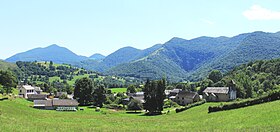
[
  {"x1": 18, "y1": 84, "x2": 78, "y2": 111},
  {"x1": 18, "y1": 80, "x2": 237, "y2": 111},
  {"x1": 125, "y1": 81, "x2": 237, "y2": 106}
]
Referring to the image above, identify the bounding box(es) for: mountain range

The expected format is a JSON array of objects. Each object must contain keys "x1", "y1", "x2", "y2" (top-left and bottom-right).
[
  {"x1": 5, "y1": 31, "x2": 280, "y2": 82},
  {"x1": 5, "y1": 44, "x2": 88, "y2": 64}
]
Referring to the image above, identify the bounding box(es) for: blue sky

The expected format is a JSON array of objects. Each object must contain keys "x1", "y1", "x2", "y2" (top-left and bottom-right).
[{"x1": 1, "y1": 0, "x2": 280, "y2": 59}]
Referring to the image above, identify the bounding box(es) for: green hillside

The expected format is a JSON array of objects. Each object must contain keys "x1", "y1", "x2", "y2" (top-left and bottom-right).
[
  {"x1": 0, "y1": 98, "x2": 279, "y2": 131},
  {"x1": 15, "y1": 61, "x2": 141, "y2": 94},
  {"x1": 106, "y1": 31, "x2": 280, "y2": 82},
  {"x1": 0, "y1": 60, "x2": 18, "y2": 71}
]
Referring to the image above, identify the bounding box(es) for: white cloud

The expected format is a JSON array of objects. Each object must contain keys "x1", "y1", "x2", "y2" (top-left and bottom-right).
[
  {"x1": 201, "y1": 19, "x2": 215, "y2": 25},
  {"x1": 243, "y1": 5, "x2": 280, "y2": 20}
]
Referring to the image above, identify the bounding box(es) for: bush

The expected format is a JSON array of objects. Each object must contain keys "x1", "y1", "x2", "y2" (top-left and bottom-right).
[
  {"x1": 103, "y1": 104, "x2": 124, "y2": 110},
  {"x1": 164, "y1": 99, "x2": 179, "y2": 108},
  {"x1": 208, "y1": 89, "x2": 280, "y2": 113},
  {"x1": 175, "y1": 100, "x2": 206, "y2": 113}
]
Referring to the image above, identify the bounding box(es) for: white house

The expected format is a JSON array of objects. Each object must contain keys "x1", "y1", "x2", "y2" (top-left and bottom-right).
[{"x1": 19, "y1": 85, "x2": 37, "y2": 98}]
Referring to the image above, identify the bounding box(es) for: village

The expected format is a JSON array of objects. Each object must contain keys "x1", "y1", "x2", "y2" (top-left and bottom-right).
[{"x1": 18, "y1": 80, "x2": 237, "y2": 112}]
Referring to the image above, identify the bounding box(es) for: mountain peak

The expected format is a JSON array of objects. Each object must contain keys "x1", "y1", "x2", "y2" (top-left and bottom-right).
[
  {"x1": 90, "y1": 53, "x2": 105, "y2": 61},
  {"x1": 47, "y1": 44, "x2": 61, "y2": 48},
  {"x1": 166, "y1": 37, "x2": 187, "y2": 45},
  {"x1": 5, "y1": 44, "x2": 87, "y2": 64}
]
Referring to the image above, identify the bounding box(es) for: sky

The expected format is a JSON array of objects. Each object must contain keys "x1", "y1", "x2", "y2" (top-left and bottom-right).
[{"x1": 1, "y1": 0, "x2": 280, "y2": 59}]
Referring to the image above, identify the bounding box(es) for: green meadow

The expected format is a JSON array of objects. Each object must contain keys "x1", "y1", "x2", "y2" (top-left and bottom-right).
[
  {"x1": 1, "y1": 98, "x2": 280, "y2": 131},
  {"x1": 110, "y1": 88, "x2": 127, "y2": 93}
]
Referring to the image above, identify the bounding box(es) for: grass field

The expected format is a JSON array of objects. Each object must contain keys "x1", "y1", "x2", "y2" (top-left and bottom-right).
[
  {"x1": 1, "y1": 98, "x2": 280, "y2": 131},
  {"x1": 110, "y1": 88, "x2": 127, "y2": 93},
  {"x1": 49, "y1": 74, "x2": 95, "y2": 86}
]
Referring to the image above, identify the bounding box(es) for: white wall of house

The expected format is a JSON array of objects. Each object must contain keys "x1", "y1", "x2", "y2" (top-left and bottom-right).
[{"x1": 19, "y1": 85, "x2": 35, "y2": 98}]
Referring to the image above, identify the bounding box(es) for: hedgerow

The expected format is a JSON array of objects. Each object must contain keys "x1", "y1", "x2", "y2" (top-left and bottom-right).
[{"x1": 208, "y1": 90, "x2": 280, "y2": 113}]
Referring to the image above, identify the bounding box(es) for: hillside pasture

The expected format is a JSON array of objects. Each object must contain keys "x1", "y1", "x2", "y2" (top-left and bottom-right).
[
  {"x1": 110, "y1": 88, "x2": 127, "y2": 93},
  {"x1": 0, "y1": 98, "x2": 280, "y2": 131}
]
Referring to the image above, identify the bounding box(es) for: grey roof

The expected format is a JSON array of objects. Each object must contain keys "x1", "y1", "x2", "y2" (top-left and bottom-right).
[
  {"x1": 178, "y1": 91, "x2": 198, "y2": 99},
  {"x1": 128, "y1": 92, "x2": 145, "y2": 97},
  {"x1": 27, "y1": 94, "x2": 47, "y2": 99},
  {"x1": 52, "y1": 99, "x2": 79, "y2": 106},
  {"x1": 135, "y1": 92, "x2": 144, "y2": 96},
  {"x1": 203, "y1": 87, "x2": 229, "y2": 94},
  {"x1": 132, "y1": 96, "x2": 145, "y2": 103},
  {"x1": 37, "y1": 99, "x2": 79, "y2": 107},
  {"x1": 170, "y1": 89, "x2": 182, "y2": 94},
  {"x1": 169, "y1": 96, "x2": 176, "y2": 99},
  {"x1": 34, "y1": 100, "x2": 46, "y2": 106},
  {"x1": 45, "y1": 100, "x2": 53, "y2": 107}
]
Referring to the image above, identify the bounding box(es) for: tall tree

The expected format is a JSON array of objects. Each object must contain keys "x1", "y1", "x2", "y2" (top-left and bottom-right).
[
  {"x1": 74, "y1": 77, "x2": 94, "y2": 106},
  {"x1": 143, "y1": 79, "x2": 166, "y2": 114},
  {"x1": 156, "y1": 78, "x2": 166, "y2": 112},
  {"x1": 208, "y1": 70, "x2": 223, "y2": 83},
  {"x1": 92, "y1": 84, "x2": 106, "y2": 107},
  {"x1": 0, "y1": 70, "x2": 17, "y2": 94},
  {"x1": 127, "y1": 85, "x2": 137, "y2": 93}
]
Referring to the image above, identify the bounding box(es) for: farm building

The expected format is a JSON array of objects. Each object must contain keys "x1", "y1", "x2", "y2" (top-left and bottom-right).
[
  {"x1": 18, "y1": 85, "x2": 43, "y2": 99},
  {"x1": 124, "y1": 92, "x2": 145, "y2": 104},
  {"x1": 169, "y1": 90, "x2": 200, "y2": 106},
  {"x1": 203, "y1": 87, "x2": 236, "y2": 102},
  {"x1": 27, "y1": 94, "x2": 47, "y2": 101},
  {"x1": 34, "y1": 99, "x2": 79, "y2": 111},
  {"x1": 176, "y1": 91, "x2": 200, "y2": 105}
]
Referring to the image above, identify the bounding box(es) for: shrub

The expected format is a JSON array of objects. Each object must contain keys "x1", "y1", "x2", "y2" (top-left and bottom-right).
[
  {"x1": 175, "y1": 100, "x2": 206, "y2": 113},
  {"x1": 103, "y1": 104, "x2": 124, "y2": 110},
  {"x1": 164, "y1": 99, "x2": 179, "y2": 108}
]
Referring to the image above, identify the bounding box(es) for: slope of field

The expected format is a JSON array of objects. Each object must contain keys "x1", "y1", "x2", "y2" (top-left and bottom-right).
[{"x1": 0, "y1": 98, "x2": 280, "y2": 131}]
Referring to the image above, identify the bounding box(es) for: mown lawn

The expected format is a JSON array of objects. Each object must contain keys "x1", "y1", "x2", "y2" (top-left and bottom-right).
[
  {"x1": 0, "y1": 98, "x2": 280, "y2": 131},
  {"x1": 110, "y1": 88, "x2": 127, "y2": 93}
]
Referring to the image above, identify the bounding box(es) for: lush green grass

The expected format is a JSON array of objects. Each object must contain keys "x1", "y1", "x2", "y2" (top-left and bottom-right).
[
  {"x1": 49, "y1": 76, "x2": 61, "y2": 82},
  {"x1": 1, "y1": 98, "x2": 280, "y2": 131},
  {"x1": 49, "y1": 74, "x2": 93, "y2": 85},
  {"x1": 110, "y1": 88, "x2": 127, "y2": 93}
]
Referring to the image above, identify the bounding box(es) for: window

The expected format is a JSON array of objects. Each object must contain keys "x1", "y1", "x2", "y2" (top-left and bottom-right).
[{"x1": 182, "y1": 97, "x2": 184, "y2": 100}]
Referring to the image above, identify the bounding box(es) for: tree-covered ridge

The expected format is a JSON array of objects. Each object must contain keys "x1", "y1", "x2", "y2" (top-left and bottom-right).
[
  {"x1": 190, "y1": 31, "x2": 280, "y2": 81},
  {"x1": 15, "y1": 61, "x2": 141, "y2": 94},
  {"x1": 201, "y1": 58, "x2": 280, "y2": 99},
  {"x1": 4, "y1": 31, "x2": 280, "y2": 82},
  {"x1": 107, "y1": 31, "x2": 280, "y2": 82}
]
